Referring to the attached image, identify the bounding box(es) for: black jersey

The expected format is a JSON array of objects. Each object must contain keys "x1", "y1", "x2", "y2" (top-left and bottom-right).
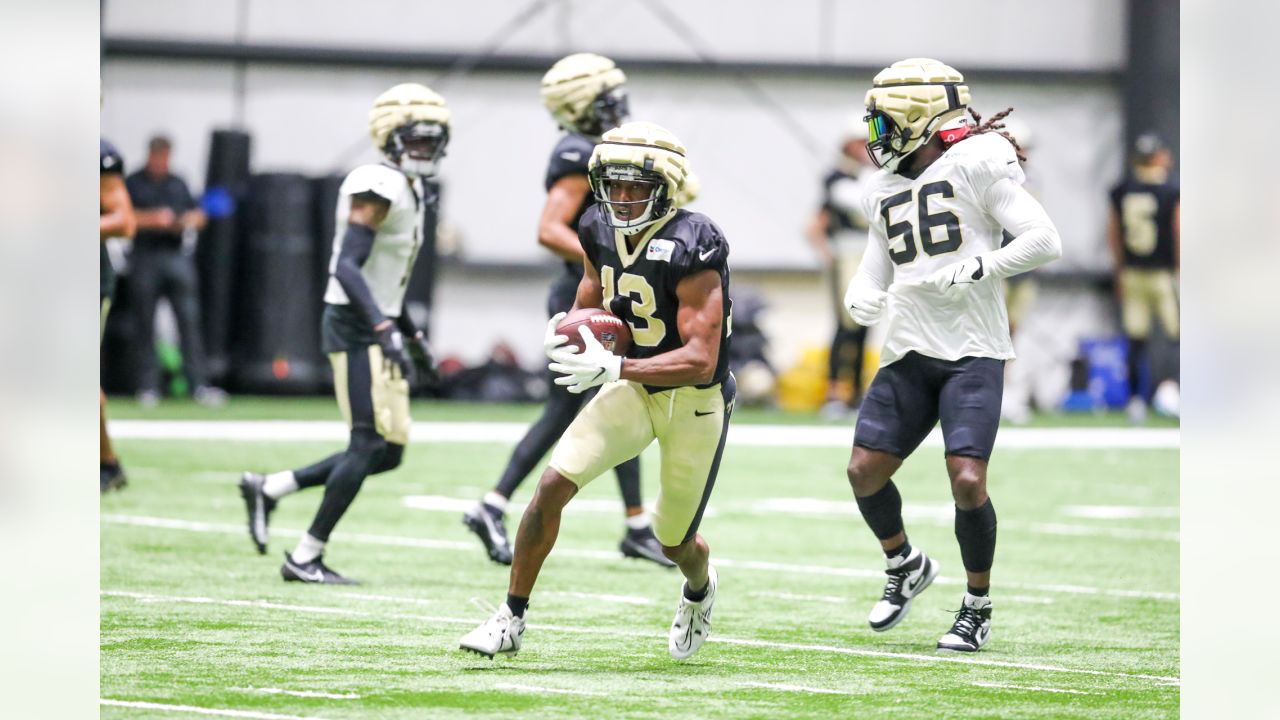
[
  {"x1": 100, "y1": 138, "x2": 126, "y2": 298},
  {"x1": 578, "y1": 206, "x2": 733, "y2": 390},
  {"x1": 820, "y1": 167, "x2": 870, "y2": 234},
  {"x1": 545, "y1": 133, "x2": 597, "y2": 277},
  {"x1": 1109, "y1": 174, "x2": 1179, "y2": 269}
]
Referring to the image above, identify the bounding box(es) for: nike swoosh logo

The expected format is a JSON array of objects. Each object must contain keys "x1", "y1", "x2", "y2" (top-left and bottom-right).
[
  {"x1": 699, "y1": 248, "x2": 716, "y2": 261},
  {"x1": 694, "y1": 410, "x2": 715, "y2": 417},
  {"x1": 590, "y1": 368, "x2": 606, "y2": 382},
  {"x1": 293, "y1": 566, "x2": 324, "y2": 582}
]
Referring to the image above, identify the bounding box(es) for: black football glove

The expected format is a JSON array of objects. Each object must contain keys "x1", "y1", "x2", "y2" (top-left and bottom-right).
[
  {"x1": 408, "y1": 330, "x2": 440, "y2": 388},
  {"x1": 375, "y1": 325, "x2": 413, "y2": 380}
]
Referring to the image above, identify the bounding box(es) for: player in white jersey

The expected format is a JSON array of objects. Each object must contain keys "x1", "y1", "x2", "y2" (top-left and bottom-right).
[
  {"x1": 236, "y1": 83, "x2": 448, "y2": 584},
  {"x1": 840, "y1": 59, "x2": 1061, "y2": 652}
]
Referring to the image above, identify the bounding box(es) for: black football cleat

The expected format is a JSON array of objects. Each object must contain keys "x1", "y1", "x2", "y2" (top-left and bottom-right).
[
  {"x1": 937, "y1": 594, "x2": 993, "y2": 652},
  {"x1": 239, "y1": 472, "x2": 277, "y2": 555},
  {"x1": 463, "y1": 503, "x2": 513, "y2": 565},
  {"x1": 100, "y1": 462, "x2": 127, "y2": 493},
  {"x1": 620, "y1": 526, "x2": 677, "y2": 568},
  {"x1": 280, "y1": 552, "x2": 358, "y2": 585}
]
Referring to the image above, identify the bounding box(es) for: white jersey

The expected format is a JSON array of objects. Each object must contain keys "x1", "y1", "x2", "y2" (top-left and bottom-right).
[
  {"x1": 323, "y1": 163, "x2": 424, "y2": 317},
  {"x1": 855, "y1": 132, "x2": 1058, "y2": 366}
]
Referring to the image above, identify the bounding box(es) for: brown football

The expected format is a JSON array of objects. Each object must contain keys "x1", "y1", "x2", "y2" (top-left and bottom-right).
[{"x1": 555, "y1": 308, "x2": 633, "y2": 356}]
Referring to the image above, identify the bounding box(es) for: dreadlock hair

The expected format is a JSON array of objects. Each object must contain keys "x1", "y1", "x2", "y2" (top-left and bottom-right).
[{"x1": 962, "y1": 106, "x2": 1027, "y2": 163}]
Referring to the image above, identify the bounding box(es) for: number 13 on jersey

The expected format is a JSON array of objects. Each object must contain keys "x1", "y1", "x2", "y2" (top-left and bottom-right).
[{"x1": 600, "y1": 266, "x2": 667, "y2": 347}]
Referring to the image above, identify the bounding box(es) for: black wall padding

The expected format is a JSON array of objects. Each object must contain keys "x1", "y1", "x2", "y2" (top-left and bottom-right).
[
  {"x1": 197, "y1": 129, "x2": 252, "y2": 384},
  {"x1": 233, "y1": 173, "x2": 325, "y2": 393},
  {"x1": 309, "y1": 174, "x2": 346, "y2": 391}
]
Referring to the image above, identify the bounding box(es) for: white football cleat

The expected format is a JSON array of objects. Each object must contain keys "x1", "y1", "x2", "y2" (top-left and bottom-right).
[
  {"x1": 937, "y1": 593, "x2": 993, "y2": 652},
  {"x1": 459, "y1": 603, "x2": 524, "y2": 659},
  {"x1": 669, "y1": 565, "x2": 717, "y2": 660},
  {"x1": 868, "y1": 546, "x2": 940, "y2": 631}
]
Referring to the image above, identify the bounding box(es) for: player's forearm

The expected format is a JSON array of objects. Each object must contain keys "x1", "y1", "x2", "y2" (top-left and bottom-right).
[
  {"x1": 333, "y1": 224, "x2": 386, "y2": 328},
  {"x1": 100, "y1": 213, "x2": 133, "y2": 240},
  {"x1": 982, "y1": 224, "x2": 1061, "y2": 279},
  {"x1": 619, "y1": 340, "x2": 719, "y2": 387},
  {"x1": 538, "y1": 221, "x2": 586, "y2": 262}
]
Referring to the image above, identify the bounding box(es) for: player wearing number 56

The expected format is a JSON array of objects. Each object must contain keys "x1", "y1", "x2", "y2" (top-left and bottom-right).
[
  {"x1": 842, "y1": 58, "x2": 1061, "y2": 653},
  {"x1": 461, "y1": 121, "x2": 735, "y2": 661}
]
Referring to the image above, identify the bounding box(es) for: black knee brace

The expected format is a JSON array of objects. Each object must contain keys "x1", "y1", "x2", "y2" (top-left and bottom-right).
[{"x1": 855, "y1": 480, "x2": 905, "y2": 541}]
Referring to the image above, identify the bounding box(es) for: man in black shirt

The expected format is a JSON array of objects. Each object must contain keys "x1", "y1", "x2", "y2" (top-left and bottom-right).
[
  {"x1": 125, "y1": 135, "x2": 224, "y2": 407},
  {"x1": 1107, "y1": 133, "x2": 1179, "y2": 423}
]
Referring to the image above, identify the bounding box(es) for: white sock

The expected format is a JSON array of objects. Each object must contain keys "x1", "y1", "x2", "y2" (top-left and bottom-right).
[
  {"x1": 263, "y1": 471, "x2": 299, "y2": 499},
  {"x1": 483, "y1": 492, "x2": 509, "y2": 513},
  {"x1": 291, "y1": 533, "x2": 325, "y2": 564},
  {"x1": 625, "y1": 512, "x2": 651, "y2": 531}
]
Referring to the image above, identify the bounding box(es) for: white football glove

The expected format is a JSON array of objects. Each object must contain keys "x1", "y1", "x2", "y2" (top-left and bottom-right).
[
  {"x1": 548, "y1": 326, "x2": 622, "y2": 394},
  {"x1": 926, "y1": 256, "x2": 988, "y2": 299},
  {"x1": 843, "y1": 283, "x2": 889, "y2": 327},
  {"x1": 543, "y1": 312, "x2": 569, "y2": 360}
]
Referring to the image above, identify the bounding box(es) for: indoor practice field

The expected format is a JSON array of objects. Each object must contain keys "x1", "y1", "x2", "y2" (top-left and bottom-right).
[{"x1": 101, "y1": 399, "x2": 1178, "y2": 719}]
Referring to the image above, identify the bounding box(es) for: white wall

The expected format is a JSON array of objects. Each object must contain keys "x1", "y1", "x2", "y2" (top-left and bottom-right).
[
  {"x1": 104, "y1": 0, "x2": 1125, "y2": 69},
  {"x1": 101, "y1": 0, "x2": 1130, "y2": 375}
]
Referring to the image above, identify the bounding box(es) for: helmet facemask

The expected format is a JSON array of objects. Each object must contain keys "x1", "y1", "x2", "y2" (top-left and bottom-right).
[
  {"x1": 578, "y1": 86, "x2": 631, "y2": 138},
  {"x1": 589, "y1": 162, "x2": 672, "y2": 236},
  {"x1": 386, "y1": 121, "x2": 449, "y2": 178},
  {"x1": 864, "y1": 104, "x2": 912, "y2": 170}
]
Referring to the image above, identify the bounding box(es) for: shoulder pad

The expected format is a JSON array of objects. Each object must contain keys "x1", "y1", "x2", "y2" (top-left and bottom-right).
[
  {"x1": 668, "y1": 212, "x2": 728, "y2": 277},
  {"x1": 547, "y1": 133, "x2": 594, "y2": 184},
  {"x1": 100, "y1": 138, "x2": 124, "y2": 175},
  {"x1": 341, "y1": 164, "x2": 408, "y2": 202},
  {"x1": 951, "y1": 132, "x2": 1025, "y2": 190}
]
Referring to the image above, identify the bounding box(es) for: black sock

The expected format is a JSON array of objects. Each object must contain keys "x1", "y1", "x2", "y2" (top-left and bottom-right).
[
  {"x1": 506, "y1": 594, "x2": 529, "y2": 618},
  {"x1": 955, "y1": 499, "x2": 998, "y2": 574},
  {"x1": 967, "y1": 585, "x2": 989, "y2": 597},
  {"x1": 1127, "y1": 337, "x2": 1148, "y2": 400},
  {"x1": 683, "y1": 580, "x2": 709, "y2": 603},
  {"x1": 884, "y1": 540, "x2": 913, "y2": 560},
  {"x1": 855, "y1": 480, "x2": 905, "y2": 541}
]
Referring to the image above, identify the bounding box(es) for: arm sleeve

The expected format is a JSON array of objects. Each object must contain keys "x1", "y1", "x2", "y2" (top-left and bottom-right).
[
  {"x1": 847, "y1": 219, "x2": 894, "y2": 294},
  {"x1": 332, "y1": 223, "x2": 386, "y2": 328},
  {"x1": 981, "y1": 178, "x2": 1062, "y2": 279},
  {"x1": 395, "y1": 307, "x2": 418, "y2": 337}
]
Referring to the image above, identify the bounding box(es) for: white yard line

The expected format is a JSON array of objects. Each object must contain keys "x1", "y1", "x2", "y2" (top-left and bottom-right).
[
  {"x1": 100, "y1": 699, "x2": 330, "y2": 720},
  {"x1": 101, "y1": 514, "x2": 1179, "y2": 602},
  {"x1": 230, "y1": 688, "x2": 359, "y2": 700},
  {"x1": 972, "y1": 681, "x2": 1102, "y2": 696},
  {"x1": 102, "y1": 590, "x2": 1179, "y2": 685},
  {"x1": 112, "y1": 420, "x2": 1179, "y2": 449},
  {"x1": 1062, "y1": 505, "x2": 1180, "y2": 520},
  {"x1": 494, "y1": 683, "x2": 606, "y2": 697},
  {"x1": 545, "y1": 590, "x2": 653, "y2": 605},
  {"x1": 737, "y1": 681, "x2": 857, "y2": 696}
]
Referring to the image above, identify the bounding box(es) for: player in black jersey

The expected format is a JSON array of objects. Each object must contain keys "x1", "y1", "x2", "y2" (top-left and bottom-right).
[
  {"x1": 462, "y1": 121, "x2": 733, "y2": 661},
  {"x1": 463, "y1": 53, "x2": 672, "y2": 569},
  {"x1": 100, "y1": 138, "x2": 135, "y2": 492},
  {"x1": 1107, "y1": 133, "x2": 1179, "y2": 423}
]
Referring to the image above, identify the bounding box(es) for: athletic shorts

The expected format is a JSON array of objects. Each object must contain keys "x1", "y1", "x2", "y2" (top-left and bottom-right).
[
  {"x1": 550, "y1": 374, "x2": 736, "y2": 546},
  {"x1": 1120, "y1": 268, "x2": 1179, "y2": 340},
  {"x1": 854, "y1": 352, "x2": 1004, "y2": 461},
  {"x1": 329, "y1": 345, "x2": 411, "y2": 445}
]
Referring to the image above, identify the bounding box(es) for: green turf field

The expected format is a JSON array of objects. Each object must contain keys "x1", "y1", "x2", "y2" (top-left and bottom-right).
[{"x1": 101, "y1": 400, "x2": 1178, "y2": 719}]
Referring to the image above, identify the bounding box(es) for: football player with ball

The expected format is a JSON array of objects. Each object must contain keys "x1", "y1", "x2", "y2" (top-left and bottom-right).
[{"x1": 461, "y1": 121, "x2": 735, "y2": 661}]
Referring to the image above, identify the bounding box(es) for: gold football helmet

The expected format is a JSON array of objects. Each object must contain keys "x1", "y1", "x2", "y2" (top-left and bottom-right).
[
  {"x1": 368, "y1": 83, "x2": 451, "y2": 177},
  {"x1": 864, "y1": 58, "x2": 970, "y2": 171},
  {"x1": 588, "y1": 121, "x2": 690, "y2": 235},
  {"x1": 541, "y1": 53, "x2": 629, "y2": 138}
]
